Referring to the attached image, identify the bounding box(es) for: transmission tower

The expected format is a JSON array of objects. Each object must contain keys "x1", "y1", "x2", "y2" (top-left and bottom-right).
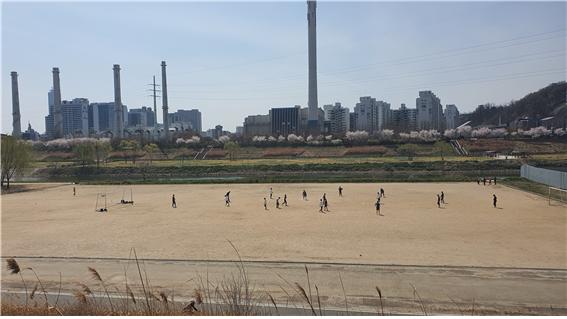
[{"x1": 147, "y1": 75, "x2": 161, "y2": 128}]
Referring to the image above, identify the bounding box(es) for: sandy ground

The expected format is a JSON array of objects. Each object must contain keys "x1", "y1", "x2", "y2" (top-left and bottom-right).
[{"x1": 1, "y1": 182, "x2": 566, "y2": 268}]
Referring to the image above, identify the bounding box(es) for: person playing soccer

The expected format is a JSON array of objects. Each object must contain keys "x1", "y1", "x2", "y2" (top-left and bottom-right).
[
  {"x1": 494, "y1": 177, "x2": 497, "y2": 185},
  {"x1": 264, "y1": 197, "x2": 268, "y2": 210},
  {"x1": 338, "y1": 186, "x2": 343, "y2": 197},
  {"x1": 493, "y1": 194, "x2": 498, "y2": 208},
  {"x1": 302, "y1": 190, "x2": 307, "y2": 200},
  {"x1": 319, "y1": 198, "x2": 324, "y2": 213},
  {"x1": 380, "y1": 188, "x2": 385, "y2": 198},
  {"x1": 440, "y1": 191, "x2": 445, "y2": 204},
  {"x1": 73, "y1": 187, "x2": 76, "y2": 196},
  {"x1": 269, "y1": 187, "x2": 273, "y2": 199},
  {"x1": 172, "y1": 194, "x2": 177, "y2": 208},
  {"x1": 323, "y1": 196, "x2": 329, "y2": 212},
  {"x1": 225, "y1": 194, "x2": 230, "y2": 207},
  {"x1": 375, "y1": 200, "x2": 382, "y2": 216},
  {"x1": 437, "y1": 194, "x2": 441, "y2": 208},
  {"x1": 225, "y1": 191, "x2": 231, "y2": 203},
  {"x1": 283, "y1": 194, "x2": 288, "y2": 206},
  {"x1": 276, "y1": 197, "x2": 280, "y2": 209}
]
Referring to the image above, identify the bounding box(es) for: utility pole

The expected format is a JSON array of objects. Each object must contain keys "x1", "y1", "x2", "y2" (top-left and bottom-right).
[{"x1": 147, "y1": 76, "x2": 160, "y2": 129}]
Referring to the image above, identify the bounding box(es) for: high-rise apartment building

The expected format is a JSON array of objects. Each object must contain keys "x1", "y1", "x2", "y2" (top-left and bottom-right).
[
  {"x1": 323, "y1": 102, "x2": 350, "y2": 134},
  {"x1": 416, "y1": 90, "x2": 444, "y2": 131},
  {"x1": 444, "y1": 104, "x2": 460, "y2": 130},
  {"x1": 389, "y1": 103, "x2": 418, "y2": 133},
  {"x1": 354, "y1": 96, "x2": 391, "y2": 133},
  {"x1": 61, "y1": 98, "x2": 89, "y2": 137}
]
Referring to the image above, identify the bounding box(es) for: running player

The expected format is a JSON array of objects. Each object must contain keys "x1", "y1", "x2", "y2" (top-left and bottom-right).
[
  {"x1": 283, "y1": 194, "x2": 288, "y2": 206},
  {"x1": 338, "y1": 186, "x2": 343, "y2": 197},
  {"x1": 375, "y1": 200, "x2": 382, "y2": 216},
  {"x1": 269, "y1": 187, "x2": 273, "y2": 199},
  {"x1": 380, "y1": 188, "x2": 385, "y2": 198},
  {"x1": 437, "y1": 194, "x2": 441, "y2": 208},
  {"x1": 440, "y1": 191, "x2": 445, "y2": 204},
  {"x1": 264, "y1": 197, "x2": 268, "y2": 210},
  {"x1": 493, "y1": 194, "x2": 497, "y2": 208},
  {"x1": 319, "y1": 198, "x2": 324, "y2": 212},
  {"x1": 302, "y1": 190, "x2": 307, "y2": 200},
  {"x1": 172, "y1": 194, "x2": 177, "y2": 208},
  {"x1": 276, "y1": 197, "x2": 280, "y2": 209}
]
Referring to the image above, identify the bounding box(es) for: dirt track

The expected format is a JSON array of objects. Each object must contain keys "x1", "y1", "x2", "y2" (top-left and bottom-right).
[{"x1": 2, "y1": 182, "x2": 565, "y2": 269}]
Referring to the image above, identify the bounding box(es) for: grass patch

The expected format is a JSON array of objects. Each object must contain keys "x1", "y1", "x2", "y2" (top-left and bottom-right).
[{"x1": 501, "y1": 177, "x2": 565, "y2": 202}]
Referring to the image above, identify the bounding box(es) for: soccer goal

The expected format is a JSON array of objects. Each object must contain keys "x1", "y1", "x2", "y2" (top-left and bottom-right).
[{"x1": 548, "y1": 187, "x2": 567, "y2": 206}]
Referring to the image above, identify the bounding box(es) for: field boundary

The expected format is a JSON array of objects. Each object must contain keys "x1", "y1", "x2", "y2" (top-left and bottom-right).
[{"x1": 3, "y1": 256, "x2": 566, "y2": 272}]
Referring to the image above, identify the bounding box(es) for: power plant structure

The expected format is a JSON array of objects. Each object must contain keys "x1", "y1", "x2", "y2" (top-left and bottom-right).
[
  {"x1": 10, "y1": 71, "x2": 21, "y2": 138},
  {"x1": 52, "y1": 67, "x2": 63, "y2": 139},
  {"x1": 161, "y1": 61, "x2": 169, "y2": 140},
  {"x1": 307, "y1": 0, "x2": 319, "y2": 134},
  {"x1": 113, "y1": 64, "x2": 124, "y2": 138}
]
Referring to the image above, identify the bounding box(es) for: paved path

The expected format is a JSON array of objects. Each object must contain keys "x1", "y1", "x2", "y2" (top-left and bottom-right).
[{"x1": 2, "y1": 257, "x2": 566, "y2": 315}]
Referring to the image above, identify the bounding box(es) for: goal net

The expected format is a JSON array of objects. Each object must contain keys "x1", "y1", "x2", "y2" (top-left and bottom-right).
[{"x1": 548, "y1": 187, "x2": 567, "y2": 206}]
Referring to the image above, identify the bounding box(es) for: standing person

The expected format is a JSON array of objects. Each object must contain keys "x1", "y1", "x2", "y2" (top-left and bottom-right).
[
  {"x1": 319, "y1": 198, "x2": 324, "y2": 212},
  {"x1": 323, "y1": 197, "x2": 329, "y2": 212},
  {"x1": 493, "y1": 194, "x2": 498, "y2": 208},
  {"x1": 225, "y1": 191, "x2": 231, "y2": 204},
  {"x1": 172, "y1": 194, "x2": 177, "y2": 208},
  {"x1": 477, "y1": 179, "x2": 480, "y2": 185},
  {"x1": 375, "y1": 200, "x2": 382, "y2": 216},
  {"x1": 225, "y1": 194, "x2": 230, "y2": 207},
  {"x1": 264, "y1": 197, "x2": 268, "y2": 210},
  {"x1": 483, "y1": 178, "x2": 486, "y2": 186},
  {"x1": 493, "y1": 177, "x2": 497, "y2": 185},
  {"x1": 338, "y1": 186, "x2": 343, "y2": 197},
  {"x1": 380, "y1": 188, "x2": 385, "y2": 198},
  {"x1": 440, "y1": 191, "x2": 445, "y2": 204},
  {"x1": 276, "y1": 197, "x2": 280, "y2": 209},
  {"x1": 73, "y1": 187, "x2": 76, "y2": 196},
  {"x1": 302, "y1": 190, "x2": 307, "y2": 200},
  {"x1": 269, "y1": 187, "x2": 273, "y2": 199},
  {"x1": 283, "y1": 194, "x2": 288, "y2": 206},
  {"x1": 488, "y1": 179, "x2": 492, "y2": 185},
  {"x1": 437, "y1": 194, "x2": 441, "y2": 208}
]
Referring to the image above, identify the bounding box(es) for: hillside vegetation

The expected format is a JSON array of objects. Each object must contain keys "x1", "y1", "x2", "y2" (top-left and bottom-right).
[{"x1": 464, "y1": 82, "x2": 566, "y2": 126}]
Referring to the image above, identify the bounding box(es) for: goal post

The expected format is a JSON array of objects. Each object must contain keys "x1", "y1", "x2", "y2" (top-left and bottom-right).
[{"x1": 548, "y1": 187, "x2": 567, "y2": 206}]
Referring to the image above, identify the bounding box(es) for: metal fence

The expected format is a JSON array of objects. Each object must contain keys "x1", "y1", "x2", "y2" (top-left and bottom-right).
[{"x1": 520, "y1": 164, "x2": 567, "y2": 190}]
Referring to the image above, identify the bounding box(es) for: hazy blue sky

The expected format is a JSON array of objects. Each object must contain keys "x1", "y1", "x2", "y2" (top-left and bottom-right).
[{"x1": 2, "y1": 1, "x2": 565, "y2": 134}]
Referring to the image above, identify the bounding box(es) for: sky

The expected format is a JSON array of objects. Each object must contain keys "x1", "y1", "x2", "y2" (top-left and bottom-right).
[{"x1": 1, "y1": 1, "x2": 565, "y2": 134}]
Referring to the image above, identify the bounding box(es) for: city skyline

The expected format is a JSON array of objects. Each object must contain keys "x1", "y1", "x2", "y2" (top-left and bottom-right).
[{"x1": 2, "y1": 1, "x2": 565, "y2": 134}]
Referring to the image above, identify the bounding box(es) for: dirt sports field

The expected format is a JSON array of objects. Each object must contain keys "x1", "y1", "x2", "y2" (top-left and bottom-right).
[{"x1": 2, "y1": 182, "x2": 565, "y2": 268}]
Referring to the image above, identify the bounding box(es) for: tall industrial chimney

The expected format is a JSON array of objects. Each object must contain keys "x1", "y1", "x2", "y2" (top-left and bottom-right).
[
  {"x1": 10, "y1": 72, "x2": 22, "y2": 138},
  {"x1": 52, "y1": 67, "x2": 63, "y2": 138},
  {"x1": 307, "y1": 0, "x2": 319, "y2": 134},
  {"x1": 161, "y1": 61, "x2": 169, "y2": 139},
  {"x1": 113, "y1": 64, "x2": 123, "y2": 139}
]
